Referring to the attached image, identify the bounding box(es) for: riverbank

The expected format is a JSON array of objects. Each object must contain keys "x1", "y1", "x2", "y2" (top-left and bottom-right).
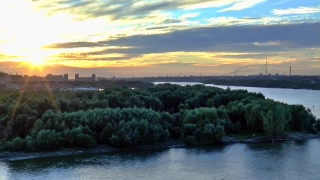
[
  {"x1": 222, "y1": 132, "x2": 320, "y2": 144},
  {"x1": 1, "y1": 133, "x2": 319, "y2": 162},
  {"x1": 201, "y1": 79, "x2": 320, "y2": 91},
  {"x1": 0, "y1": 139, "x2": 186, "y2": 162}
]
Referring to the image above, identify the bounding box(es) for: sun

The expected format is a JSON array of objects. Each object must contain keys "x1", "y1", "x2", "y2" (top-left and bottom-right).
[
  {"x1": 26, "y1": 50, "x2": 48, "y2": 66},
  {"x1": 30, "y1": 54, "x2": 44, "y2": 66}
]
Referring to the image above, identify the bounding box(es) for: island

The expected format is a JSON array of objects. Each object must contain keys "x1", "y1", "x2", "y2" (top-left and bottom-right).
[{"x1": 0, "y1": 83, "x2": 319, "y2": 156}]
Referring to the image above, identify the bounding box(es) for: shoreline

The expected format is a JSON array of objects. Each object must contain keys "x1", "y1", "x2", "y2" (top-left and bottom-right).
[
  {"x1": 221, "y1": 132, "x2": 320, "y2": 144},
  {"x1": 153, "y1": 82, "x2": 320, "y2": 91},
  {"x1": 1, "y1": 133, "x2": 319, "y2": 162}
]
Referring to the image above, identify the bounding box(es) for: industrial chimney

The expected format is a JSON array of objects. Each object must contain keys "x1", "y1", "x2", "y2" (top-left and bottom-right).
[{"x1": 290, "y1": 66, "x2": 291, "y2": 76}]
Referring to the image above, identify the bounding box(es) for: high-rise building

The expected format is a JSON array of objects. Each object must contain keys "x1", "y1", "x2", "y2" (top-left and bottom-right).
[
  {"x1": 92, "y1": 74, "x2": 96, "y2": 81},
  {"x1": 75, "y1": 74, "x2": 79, "y2": 81},
  {"x1": 64, "y1": 74, "x2": 68, "y2": 81}
]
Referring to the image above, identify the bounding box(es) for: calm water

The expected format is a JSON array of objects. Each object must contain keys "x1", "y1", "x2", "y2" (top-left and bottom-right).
[
  {"x1": 1, "y1": 140, "x2": 320, "y2": 180},
  {"x1": 1, "y1": 83, "x2": 320, "y2": 180}
]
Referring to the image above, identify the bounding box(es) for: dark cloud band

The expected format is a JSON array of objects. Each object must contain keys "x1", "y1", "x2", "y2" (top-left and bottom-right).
[{"x1": 44, "y1": 22, "x2": 320, "y2": 57}]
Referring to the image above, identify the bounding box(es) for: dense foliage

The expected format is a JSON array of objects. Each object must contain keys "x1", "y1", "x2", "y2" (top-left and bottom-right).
[{"x1": 0, "y1": 84, "x2": 318, "y2": 152}]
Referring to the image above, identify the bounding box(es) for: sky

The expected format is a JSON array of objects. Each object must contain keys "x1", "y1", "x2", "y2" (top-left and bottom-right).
[{"x1": 0, "y1": 0, "x2": 319, "y2": 78}]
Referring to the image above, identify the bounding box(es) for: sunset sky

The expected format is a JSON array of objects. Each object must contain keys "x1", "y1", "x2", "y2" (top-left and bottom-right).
[{"x1": 0, "y1": 0, "x2": 319, "y2": 78}]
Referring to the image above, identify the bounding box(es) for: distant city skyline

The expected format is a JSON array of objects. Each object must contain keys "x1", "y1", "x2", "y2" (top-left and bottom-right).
[{"x1": 0, "y1": 1, "x2": 319, "y2": 77}]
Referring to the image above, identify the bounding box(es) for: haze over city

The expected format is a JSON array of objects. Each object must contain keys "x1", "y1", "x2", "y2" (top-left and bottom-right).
[{"x1": 0, "y1": 0, "x2": 319, "y2": 78}]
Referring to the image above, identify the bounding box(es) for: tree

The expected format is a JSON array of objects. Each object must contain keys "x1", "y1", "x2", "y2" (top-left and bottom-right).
[
  {"x1": 290, "y1": 105, "x2": 314, "y2": 131},
  {"x1": 205, "y1": 98, "x2": 214, "y2": 108},
  {"x1": 36, "y1": 129, "x2": 65, "y2": 150},
  {"x1": 262, "y1": 104, "x2": 291, "y2": 138},
  {"x1": 245, "y1": 103, "x2": 264, "y2": 132},
  {"x1": 99, "y1": 123, "x2": 113, "y2": 143},
  {"x1": 11, "y1": 137, "x2": 26, "y2": 151}
]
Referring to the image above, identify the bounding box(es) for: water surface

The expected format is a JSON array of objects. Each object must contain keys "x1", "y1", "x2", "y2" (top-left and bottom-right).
[{"x1": 1, "y1": 139, "x2": 320, "y2": 180}]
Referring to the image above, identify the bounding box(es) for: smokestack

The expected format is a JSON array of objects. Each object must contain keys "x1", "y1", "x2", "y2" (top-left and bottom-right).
[
  {"x1": 265, "y1": 58, "x2": 268, "y2": 75},
  {"x1": 290, "y1": 66, "x2": 291, "y2": 76}
]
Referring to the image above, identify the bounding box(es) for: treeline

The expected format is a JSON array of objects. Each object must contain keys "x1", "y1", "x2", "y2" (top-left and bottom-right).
[
  {"x1": 68, "y1": 80, "x2": 155, "y2": 89},
  {"x1": 0, "y1": 84, "x2": 319, "y2": 152},
  {"x1": 202, "y1": 79, "x2": 320, "y2": 90}
]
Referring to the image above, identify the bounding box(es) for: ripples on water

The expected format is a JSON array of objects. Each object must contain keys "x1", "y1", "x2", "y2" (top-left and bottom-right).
[{"x1": 1, "y1": 139, "x2": 320, "y2": 180}]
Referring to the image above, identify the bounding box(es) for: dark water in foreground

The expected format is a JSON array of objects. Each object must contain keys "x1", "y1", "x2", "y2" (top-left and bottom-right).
[{"x1": 1, "y1": 139, "x2": 320, "y2": 180}]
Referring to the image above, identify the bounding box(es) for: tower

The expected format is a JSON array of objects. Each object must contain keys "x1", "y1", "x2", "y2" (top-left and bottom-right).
[
  {"x1": 290, "y1": 66, "x2": 291, "y2": 76},
  {"x1": 265, "y1": 58, "x2": 268, "y2": 75}
]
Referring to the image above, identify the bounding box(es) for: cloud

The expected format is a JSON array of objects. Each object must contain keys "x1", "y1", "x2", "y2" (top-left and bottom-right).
[
  {"x1": 44, "y1": 42, "x2": 106, "y2": 49},
  {"x1": 55, "y1": 53, "x2": 88, "y2": 59},
  {"x1": 218, "y1": 0, "x2": 266, "y2": 12},
  {"x1": 272, "y1": 6, "x2": 320, "y2": 16},
  {"x1": 253, "y1": 41, "x2": 282, "y2": 46},
  {"x1": 2, "y1": 0, "x2": 317, "y2": 56},
  {"x1": 41, "y1": 22, "x2": 320, "y2": 69},
  {"x1": 33, "y1": 0, "x2": 178, "y2": 20},
  {"x1": 32, "y1": 0, "x2": 244, "y2": 20},
  {"x1": 182, "y1": 0, "x2": 238, "y2": 10},
  {"x1": 0, "y1": 53, "x2": 20, "y2": 60},
  {"x1": 273, "y1": 0, "x2": 290, "y2": 5},
  {"x1": 204, "y1": 16, "x2": 278, "y2": 26},
  {"x1": 209, "y1": 49, "x2": 320, "y2": 60},
  {"x1": 180, "y1": 13, "x2": 200, "y2": 19},
  {"x1": 78, "y1": 22, "x2": 318, "y2": 54}
]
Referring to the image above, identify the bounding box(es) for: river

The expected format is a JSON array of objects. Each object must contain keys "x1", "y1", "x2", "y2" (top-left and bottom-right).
[
  {"x1": 1, "y1": 83, "x2": 320, "y2": 180},
  {"x1": 1, "y1": 139, "x2": 320, "y2": 180}
]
